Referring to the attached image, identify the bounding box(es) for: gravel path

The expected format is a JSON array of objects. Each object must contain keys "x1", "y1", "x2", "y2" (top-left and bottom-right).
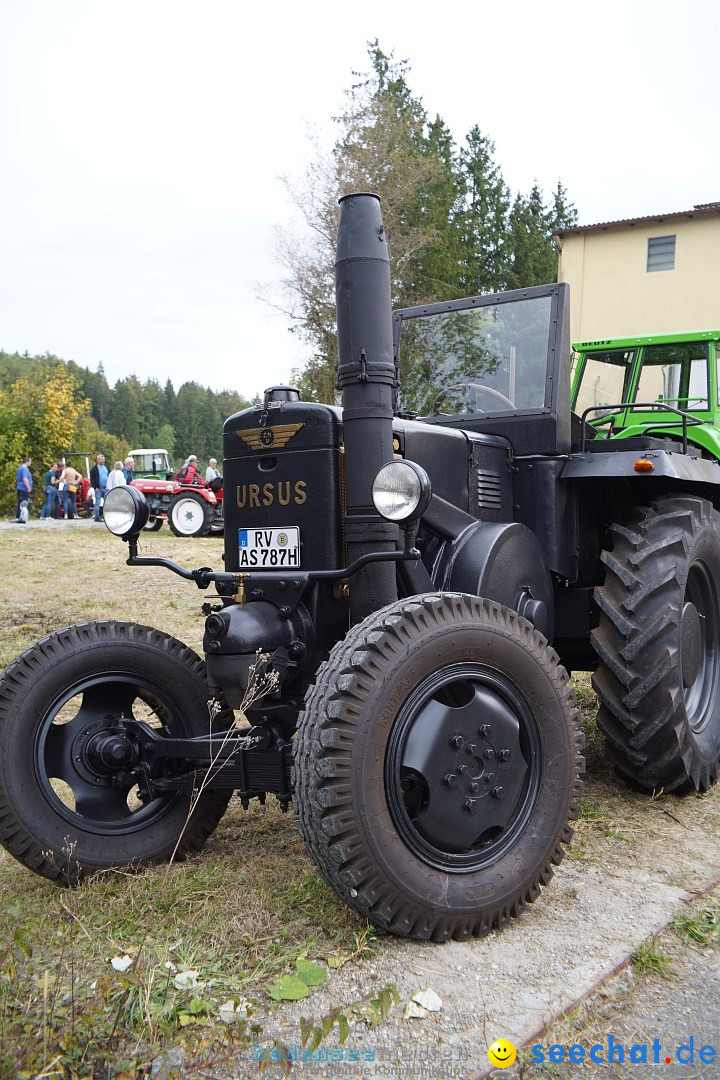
[{"x1": 193, "y1": 797, "x2": 720, "y2": 1080}]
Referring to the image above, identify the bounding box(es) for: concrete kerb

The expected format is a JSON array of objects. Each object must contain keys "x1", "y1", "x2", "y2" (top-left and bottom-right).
[{"x1": 467, "y1": 869, "x2": 720, "y2": 1080}]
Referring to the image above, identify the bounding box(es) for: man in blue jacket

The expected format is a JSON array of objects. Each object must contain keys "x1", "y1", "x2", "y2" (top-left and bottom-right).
[{"x1": 15, "y1": 456, "x2": 32, "y2": 517}]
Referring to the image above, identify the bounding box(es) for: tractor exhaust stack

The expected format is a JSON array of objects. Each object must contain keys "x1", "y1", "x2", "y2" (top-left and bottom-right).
[{"x1": 335, "y1": 192, "x2": 398, "y2": 624}]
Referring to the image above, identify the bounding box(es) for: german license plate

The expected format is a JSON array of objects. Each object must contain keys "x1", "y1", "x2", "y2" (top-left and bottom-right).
[{"x1": 238, "y1": 527, "x2": 300, "y2": 568}]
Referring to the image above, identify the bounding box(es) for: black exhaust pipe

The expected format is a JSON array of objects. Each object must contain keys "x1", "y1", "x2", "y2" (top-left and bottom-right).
[{"x1": 335, "y1": 192, "x2": 398, "y2": 625}]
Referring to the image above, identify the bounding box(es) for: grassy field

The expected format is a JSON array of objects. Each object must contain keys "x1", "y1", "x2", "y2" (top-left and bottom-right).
[
  {"x1": 0, "y1": 523, "x2": 718, "y2": 1078},
  {"x1": 0, "y1": 524, "x2": 373, "y2": 1078}
]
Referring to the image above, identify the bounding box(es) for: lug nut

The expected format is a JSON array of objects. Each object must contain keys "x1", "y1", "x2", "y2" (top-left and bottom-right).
[
  {"x1": 491, "y1": 786, "x2": 504, "y2": 799},
  {"x1": 468, "y1": 781, "x2": 480, "y2": 795},
  {"x1": 478, "y1": 725, "x2": 491, "y2": 738},
  {"x1": 451, "y1": 735, "x2": 465, "y2": 749},
  {"x1": 443, "y1": 773, "x2": 458, "y2": 788},
  {"x1": 456, "y1": 763, "x2": 468, "y2": 775},
  {"x1": 498, "y1": 749, "x2": 511, "y2": 762},
  {"x1": 463, "y1": 799, "x2": 476, "y2": 813},
  {"x1": 483, "y1": 748, "x2": 494, "y2": 759},
  {"x1": 466, "y1": 743, "x2": 477, "y2": 755}
]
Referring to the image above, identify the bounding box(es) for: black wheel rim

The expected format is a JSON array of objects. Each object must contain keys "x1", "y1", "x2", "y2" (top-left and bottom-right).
[
  {"x1": 34, "y1": 673, "x2": 187, "y2": 834},
  {"x1": 385, "y1": 663, "x2": 541, "y2": 872},
  {"x1": 683, "y1": 559, "x2": 720, "y2": 735}
]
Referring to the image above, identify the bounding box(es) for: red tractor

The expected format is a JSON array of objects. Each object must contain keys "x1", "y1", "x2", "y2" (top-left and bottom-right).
[{"x1": 128, "y1": 449, "x2": 223, "y2": 537}]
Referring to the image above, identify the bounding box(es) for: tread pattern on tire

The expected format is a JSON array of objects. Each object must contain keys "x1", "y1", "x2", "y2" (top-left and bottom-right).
[
  {"x1": 592, "y1": 495, "x2": 720, "y2": 792},
  {"x1": 294, "y1": 592, "x2": 584, "y2": 942},
  {"x1": 0, "y1": 621, "x2": 231, "y2": 883}
]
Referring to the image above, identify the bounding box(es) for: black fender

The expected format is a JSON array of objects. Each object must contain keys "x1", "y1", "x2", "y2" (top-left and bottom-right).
[{"x1": 434, "y1": 521, "x2": 554, "y2": 638}]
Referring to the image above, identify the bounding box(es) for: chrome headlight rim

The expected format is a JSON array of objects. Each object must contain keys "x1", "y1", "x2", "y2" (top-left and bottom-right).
[
  {"x1": 103, "y1": 485, "x2": 150, "y2": 537},
  {"x1": 371, "y1": 460, "x2": 432, "y2": 523}
]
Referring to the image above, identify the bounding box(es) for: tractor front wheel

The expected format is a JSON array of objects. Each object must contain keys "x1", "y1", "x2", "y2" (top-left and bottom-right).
[
  {"x1": 0, "y1": 622, "x2": 231, "y2": 883},
  {"x1": 295, "y1": 593, "x2": 584, "y2": 941},
  {"x1": 593, "y1": 495, "x2": 720, "y2": 792}
]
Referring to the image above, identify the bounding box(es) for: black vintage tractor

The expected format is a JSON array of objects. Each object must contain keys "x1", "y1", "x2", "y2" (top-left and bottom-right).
[{"x1": 1, "y1": 194, "x2": 719, "y2": 943}]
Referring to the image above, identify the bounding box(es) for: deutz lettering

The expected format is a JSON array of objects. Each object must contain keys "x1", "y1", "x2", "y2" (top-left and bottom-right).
[{"x1": 236, "y1": 481, "x2": 307, "y2": 509}]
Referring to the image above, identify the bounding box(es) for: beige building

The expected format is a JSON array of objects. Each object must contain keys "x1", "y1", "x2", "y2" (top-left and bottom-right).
[{"x1": 555, "y1": 202, "x2": 720, "y2": 345}]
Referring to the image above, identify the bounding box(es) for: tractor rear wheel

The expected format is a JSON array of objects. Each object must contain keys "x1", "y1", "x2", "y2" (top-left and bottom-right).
[
  {"x1": 168, "y1": 492, "x2": 213, "y2": 537},
  {"x1": 592, "y1": 495, "x2": 720, "y2": 792},
  {"x1": 295, "y1": 593, "x2": 583, "y2": 941},
  {"x1": 0, "y1": 622, "x2": 231, "y2": 883}
]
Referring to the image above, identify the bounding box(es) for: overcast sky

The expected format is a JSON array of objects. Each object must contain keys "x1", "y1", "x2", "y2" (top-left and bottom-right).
[{"x1": 1, "y1": 0, "x2": 717, "y2": 401}]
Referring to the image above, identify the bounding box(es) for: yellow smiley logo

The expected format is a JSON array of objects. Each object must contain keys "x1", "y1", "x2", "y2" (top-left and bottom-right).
[{"x1": 488, "y1": 1039, "x2": 517, "y2": 1068}]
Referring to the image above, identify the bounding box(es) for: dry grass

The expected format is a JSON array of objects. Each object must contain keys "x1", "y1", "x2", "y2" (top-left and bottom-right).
[
  {"x1": 0, "y1": 524, "x2": 219, "y2": 667},
  {"x1": 0, "y1": 524, "x2": 369, "y2": 1077}
]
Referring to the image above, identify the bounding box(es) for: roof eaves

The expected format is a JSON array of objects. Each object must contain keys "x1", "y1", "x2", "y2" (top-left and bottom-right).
[{"x1": 554, "y1": 202, "x2": 720, "y2": 238}]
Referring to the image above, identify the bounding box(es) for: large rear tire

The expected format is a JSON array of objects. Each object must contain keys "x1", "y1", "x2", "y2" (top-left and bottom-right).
[
  {"x1": 592, "y1": 495, "x2": 720, "y2": 792},
  {"x1": 295, "y1": 593, "x2": 583, "y2": 941},
  {"x1": 0, "y1": 622, "x2": 232, "y2": 883},
  {"x1": 168, "y1": 492, "x2": 213, "y2": 537}
]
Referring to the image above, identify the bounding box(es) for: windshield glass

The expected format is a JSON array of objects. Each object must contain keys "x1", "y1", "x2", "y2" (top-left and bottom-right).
[
  {"x1": 397, "y1": 294, "x2": 552, "y2": 417},
  {"x1": 635, "y1": 341, "x2": 709, "y2": 409},
  {"x1": 134, "y1": 452, "x2": 169, "y2": 474},
  {"x1": 573, "y1": 349, "x2": 636, "y2": 416}
]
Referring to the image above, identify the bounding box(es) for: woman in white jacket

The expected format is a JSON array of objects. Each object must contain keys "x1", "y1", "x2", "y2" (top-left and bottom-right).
[{"x1": 106, "y1": 462, "x2": 127, "y2": 490}]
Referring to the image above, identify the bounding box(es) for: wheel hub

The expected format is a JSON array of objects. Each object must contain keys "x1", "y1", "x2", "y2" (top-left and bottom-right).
[
  {"x1": 85, "y1": 731, "x2": 139, "y2": 772},
  {"x1": 442, "y1": 728, "x2": 514, "y2": 806},
  {"x1": 69, "y1": 718, "x2": 141, "y2": 787},
  {"x1": 389, "y1": 669, "x2": 536, "y2": 867}
]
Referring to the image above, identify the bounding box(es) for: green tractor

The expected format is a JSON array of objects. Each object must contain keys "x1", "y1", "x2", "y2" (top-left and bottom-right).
[{"x1": 572, "y1": 331, "x2": 720, "y2": 455}]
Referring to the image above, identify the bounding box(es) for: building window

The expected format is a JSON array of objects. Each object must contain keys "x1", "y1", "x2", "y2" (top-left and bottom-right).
[{"x1": 647, "y1": 235, "x2": 676, "y2": 272}]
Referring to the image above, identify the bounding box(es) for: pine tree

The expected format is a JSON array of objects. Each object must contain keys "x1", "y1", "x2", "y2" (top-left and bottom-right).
[
  {"x1": 106, "y1": 378, "x2": 140, "y2": 443},
  {"x1": 458, "y1": 127, "x2": 511, "y2": 294},
  {"x1": 276, "y1": 43, "x2": 465, "y2": 401}
]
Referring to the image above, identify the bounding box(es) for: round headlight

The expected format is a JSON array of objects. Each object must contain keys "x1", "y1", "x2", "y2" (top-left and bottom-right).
[
  {"x1": 103, "y1": 485, "x2": 149, "y2": 536},
  {"x1": 372, "y1": 461, "x2": 432, "y2": 523}
]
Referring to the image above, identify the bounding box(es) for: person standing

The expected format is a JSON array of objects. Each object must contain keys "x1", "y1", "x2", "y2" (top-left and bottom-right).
[
  {"x1": 59, "y1": 461, "x2": 83, "y2": 519},
  {"x1": 89, "y1": 454, "x2": 109, "y2": 521},
  {"x1": 123, "y1": 456, "x2": 135, "y2": 483},
  {"x1": 106, "y1": 461, "x2": 127, "y2": 490},
  {"x1": 40, "y1": 462, "x2": 61, "y2": 519},
  {"x1": 205, "y1": 458, "x2": 220, "y2": 483},
  {"x1": 15, "y1": 456, "x2": 32, "y2": 517}
]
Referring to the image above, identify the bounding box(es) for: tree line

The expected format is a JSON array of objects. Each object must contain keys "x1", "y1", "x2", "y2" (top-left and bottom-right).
[
  {"x1": 277, "y1": 43, "x2": 578, "y2": 403},
  {"x1": 0, "y1": 350, "x2": 250, "y2": 512}
]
